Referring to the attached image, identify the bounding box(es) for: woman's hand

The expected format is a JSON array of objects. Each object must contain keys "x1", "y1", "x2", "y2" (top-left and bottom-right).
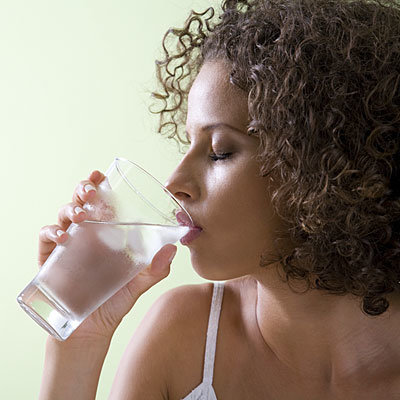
[{"x1": 37, "y1": 170, "x2": 177, "y2": 342}]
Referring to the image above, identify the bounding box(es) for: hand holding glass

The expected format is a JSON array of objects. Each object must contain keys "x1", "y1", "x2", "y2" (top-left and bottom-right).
[{"x1": 17, "y1": 158, "x2": 192, "y2": 341}]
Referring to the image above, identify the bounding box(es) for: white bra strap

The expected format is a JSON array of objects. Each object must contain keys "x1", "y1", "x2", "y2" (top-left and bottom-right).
[{"x1": 202, "y1": 281, "x2": 225, "y2": 385}]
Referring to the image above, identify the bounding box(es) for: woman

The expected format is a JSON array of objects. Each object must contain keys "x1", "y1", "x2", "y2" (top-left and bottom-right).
[{"x1": 38, "y1": 0, "x2": 400, "y2": 398}]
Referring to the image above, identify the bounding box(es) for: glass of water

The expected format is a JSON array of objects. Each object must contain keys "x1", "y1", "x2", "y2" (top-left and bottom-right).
[{"x1": 17, "y1": 157, "x2": 193, "y2": 341}]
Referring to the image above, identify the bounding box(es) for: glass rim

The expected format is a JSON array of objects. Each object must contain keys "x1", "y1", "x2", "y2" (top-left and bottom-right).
[
  {"x1": 104, "y1": 157, "x2": 193, "y2": 226},
  {"x1": 82, "y1": 221, "x2": 188, "y2": 227}
]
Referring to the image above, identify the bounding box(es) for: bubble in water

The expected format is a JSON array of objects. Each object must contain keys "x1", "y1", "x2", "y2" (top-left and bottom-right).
[
  {"x1": 126, "y1": 224, "x2": 189, "y2": 266},
  {"x1": 96, "y1": 224, "x2": 126, "y2": 252},
  {"x1": 126, "y1": 225, "x2": 150, "y2": 265},
  {"x1": 158, "y1": 225, "x2": 189, "y2": 244},
  {"x1": 125, "y1": 225, "x2": 146, "y2": 253},
  {"x1": 83, "y1": 177, "x2": 119, "y2": 222}
]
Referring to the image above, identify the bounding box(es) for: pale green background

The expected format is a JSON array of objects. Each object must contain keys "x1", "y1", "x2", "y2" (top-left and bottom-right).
[{"x1": 0, "y1": 1, "x2": 219, "y2": 398}]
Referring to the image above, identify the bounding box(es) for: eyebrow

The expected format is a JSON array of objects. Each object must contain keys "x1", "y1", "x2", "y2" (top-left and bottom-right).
[{"x1": 185, "y1": 123, "x2": 246, "y2": 141}]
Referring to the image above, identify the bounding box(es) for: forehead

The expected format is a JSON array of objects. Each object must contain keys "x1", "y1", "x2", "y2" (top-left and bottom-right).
[{"x1": 186, "y1": 61, "x2": 249, "y2": 134}]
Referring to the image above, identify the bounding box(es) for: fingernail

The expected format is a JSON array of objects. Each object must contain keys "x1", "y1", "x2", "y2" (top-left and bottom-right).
[
  {"x1": 56, "y1": 230, "x2": 65, "y2": 237},
  {"x1": 74, "y1": 206, "x2": 85, "y2": 215},
  {"x1": 84, "y1": 184, "x2": 96, "y2": 193},
  {"x1": 168, "y1": 248, "x2": 177, "y2": 264}
]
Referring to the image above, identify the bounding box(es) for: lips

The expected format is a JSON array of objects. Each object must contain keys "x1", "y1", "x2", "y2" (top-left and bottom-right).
[
  {"x1": 180, "y1": 227, "x2": 202, "y2": 245},
  {"x1": 175, "y1": 210, "x2": 203, "y2": 245},
  {"x1": 175, "y1": 210, "x2": 201, "y2": 228}
]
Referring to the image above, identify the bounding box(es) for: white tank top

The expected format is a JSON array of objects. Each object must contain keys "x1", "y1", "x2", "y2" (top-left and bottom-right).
[{"x1": 181, "y1": 281, "x2": 225, "y2": 400}]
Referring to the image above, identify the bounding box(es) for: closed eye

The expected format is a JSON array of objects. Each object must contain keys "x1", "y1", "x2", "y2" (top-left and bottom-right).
[{"x1": 209, "y1": 152, "x2": 233, "y2": 161}]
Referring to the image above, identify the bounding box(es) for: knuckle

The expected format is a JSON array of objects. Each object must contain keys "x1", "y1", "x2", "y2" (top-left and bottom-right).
[
  {"x1": 39, "y1": 225, "x2": 53, "y2": 241},
  {"x1": 40, "y1": 224, "x2": 49, "y2": 232},
  {"x1": 52, "y1": 224, "x2": 61, "y2": 232},
  {"x1": 74, "y1": 184, "x2": 86, "y2": 202},
  {"x1": 70, "y1": 202, "x2": 81, "y2": 213},
  {"x1": 58, "y1": 203, "x2": 68, "y2": 214},
  {"x1": 60, "y1": 201, "x2": 74, "y2": 214},
  {"x1": 77, "y1": 181, "x2": 84, "y2": 192},
  {"x1": 57, "y1": 206, "x2": 66, "y2": 220},
  {"x1": 73, "y1": 185, "x2": 82, "y2": 199}
]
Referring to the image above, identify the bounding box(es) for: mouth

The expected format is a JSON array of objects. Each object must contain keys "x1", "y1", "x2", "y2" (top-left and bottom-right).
[{"x1": 175, "y1": 210, "x2": 203, "y2": 245}]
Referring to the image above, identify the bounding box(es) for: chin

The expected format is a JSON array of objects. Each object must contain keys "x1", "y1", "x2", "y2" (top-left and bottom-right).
[{"x1": 189, "y1": 252, "x2": 247, "y2": 281}]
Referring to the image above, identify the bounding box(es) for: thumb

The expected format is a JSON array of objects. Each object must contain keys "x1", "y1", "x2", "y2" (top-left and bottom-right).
[
  {"x1": 126, "y1": 244, "x2": 177, "y2": 298},
  {"x1": 150, "y1": 244, "x2": 178, "y2": 276}
]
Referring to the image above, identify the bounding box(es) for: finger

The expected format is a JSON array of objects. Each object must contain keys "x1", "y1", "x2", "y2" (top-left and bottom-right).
[
  {"x1": 57, "y1": 202, "x2": 87, "y2": 231},
  {"x1": 38, "y1": 225, "x2": 68, "y2": 267},
  {"x1": 150, "y1": 244, "x2": 178, "y2": 275},
  {"x1": 126, "y1": 244, "x2": 177, "y2": 299},
  {"x1": 72, "y1": 180, "x2": 98, "y2": 206},
  {"x1": 88, "y1": 170, "x2": 106, "y2": 185},
  {"x1": 71, "y1": 170, "x2": 106, "y2": 206}
]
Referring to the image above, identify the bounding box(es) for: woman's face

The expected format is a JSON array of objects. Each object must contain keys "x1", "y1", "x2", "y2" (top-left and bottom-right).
[{"x1": 165, "y1": 60, "x2": 284, "y2": 280}]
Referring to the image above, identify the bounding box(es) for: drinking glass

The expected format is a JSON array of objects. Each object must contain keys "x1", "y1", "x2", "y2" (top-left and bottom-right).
[{"x1": 17, "y1": 157, "x2": 192, "y2": 341}]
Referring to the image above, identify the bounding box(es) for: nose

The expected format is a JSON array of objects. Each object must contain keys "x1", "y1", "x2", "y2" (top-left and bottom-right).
[{"x1": 164, "y1": 159, "x2": 199, "y2": 204}]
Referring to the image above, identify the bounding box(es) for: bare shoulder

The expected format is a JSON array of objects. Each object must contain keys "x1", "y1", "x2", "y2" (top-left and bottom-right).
[
  {"x1": 108, "y1": 282, "x2": 216, "y2": 399},
  {"x1": 161, "y1": 281, "x2": 216, "y2": 322},
  {"x1": 149, "y1": 281, "x2": 217, "y2": 346},
  {"x1": 165, "y1": 278, "x2": 255, "y2": 398}
]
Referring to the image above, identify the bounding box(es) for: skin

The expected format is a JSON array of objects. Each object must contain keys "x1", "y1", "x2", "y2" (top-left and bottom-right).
[
  {"x1": 38, "y1": 171, "x2": 178, "y2": 399},
  {"x1": 164, "y1": 60, "x2": 284, "y2": 282},
  {"x1": 37, "y1": 59, "x2": 400, "y2": 399},
  {"x1": 164, "y1": 60, "x2": 400, "y2": 396}
]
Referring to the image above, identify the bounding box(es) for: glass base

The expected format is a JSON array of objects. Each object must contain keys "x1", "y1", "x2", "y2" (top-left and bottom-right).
[{"x1": 16, "y1": 281, "x2": 79, "y2": 341}]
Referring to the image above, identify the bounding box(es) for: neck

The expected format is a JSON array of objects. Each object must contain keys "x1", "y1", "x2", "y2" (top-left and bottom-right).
[{"x1": 251, "y1": 267, "x2": 400, "y2": 386}]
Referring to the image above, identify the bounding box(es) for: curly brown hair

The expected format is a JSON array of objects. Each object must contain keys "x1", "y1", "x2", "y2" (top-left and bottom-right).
[{"x1": 151, "y1": 0, "x2": 400, "y2": 316}]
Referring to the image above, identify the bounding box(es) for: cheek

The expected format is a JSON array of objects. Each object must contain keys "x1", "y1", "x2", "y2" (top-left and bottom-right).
[
  {"x1": 209, "y1": 165, "x2": 274, "y2": 233},
  {"x1": 198, "y1": 169, "x2": 275, "y2": 273},
  {"x1": 188, "y1": 161, "x2": 283, "y2": 279}
]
